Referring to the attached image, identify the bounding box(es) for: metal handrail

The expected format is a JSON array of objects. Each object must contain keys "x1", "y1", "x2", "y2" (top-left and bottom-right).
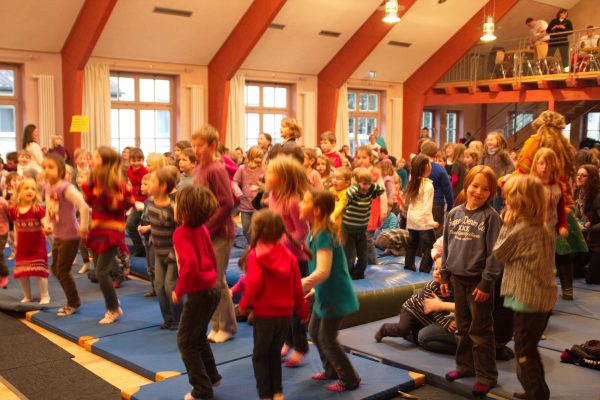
[{"x1": 439, "y1": 25, "x2": 600, "y2": 84}]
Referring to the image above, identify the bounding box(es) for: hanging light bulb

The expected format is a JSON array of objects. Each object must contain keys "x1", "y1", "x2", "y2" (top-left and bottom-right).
[
  {"x1": 480, "y1": 15, "x2": 497, "y2": 42},
  {"x1": 383, "y1": 0, "x2": 400, "y2": 23}
]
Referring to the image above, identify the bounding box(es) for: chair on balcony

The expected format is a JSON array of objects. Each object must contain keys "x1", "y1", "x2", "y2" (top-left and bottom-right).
[
  {"x1": 491, "y1": 50, "x2": 510, "y2": 79},
  {"x1": 524, "y1": 42, "x2": 562, "y2": 75}
]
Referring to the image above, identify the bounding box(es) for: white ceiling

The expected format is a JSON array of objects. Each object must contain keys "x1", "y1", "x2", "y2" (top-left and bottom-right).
[
  {"x1": 92, "y1": 0, "x2": 253, "y2": 64},
  {"x1": 352, "y1": 0, "x2": 488, "y2": 82},
  {"x1": 241, "y1": 0, "x2": 383, "y2": 75},
  {"x1": 0, "y1": 0, "x2": 85, "y2": 52}
]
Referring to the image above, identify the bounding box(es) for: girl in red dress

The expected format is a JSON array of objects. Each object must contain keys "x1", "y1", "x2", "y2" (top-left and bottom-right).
[{"x1": 9, "y1": 177, "x2": 49, "y2": 304}]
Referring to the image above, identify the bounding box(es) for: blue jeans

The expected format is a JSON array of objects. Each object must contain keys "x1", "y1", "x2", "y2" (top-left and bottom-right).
[
  {"x1": 418, "y1": 323, "x2": 457, "y2": 355},
  {"x1": 154, "y1": 255, "x2": 182, "y2": 324}
]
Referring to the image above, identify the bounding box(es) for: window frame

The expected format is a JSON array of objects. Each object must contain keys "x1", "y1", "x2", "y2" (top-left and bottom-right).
[
  {"x1": 109, "y1": 71, "x2": 176, "y2": 154},
  {"x1": 445, "y1": 110, "x2": 459, "y2": 143},
  {"x1": 507, "y1": 111, "x2": 534, "y2": 136},
  {"x1": 348, "y1": 88, "x2": 382, "y2": 154},
  {"x1": 244, "y1": 81, "x2": 292, "y2": 150},
  {"x1": 0, "y1": 63, "x2": 21, "y2": 155},
  {"x1": 586, "y1": 112, "x2": 600, "y2": 141}
]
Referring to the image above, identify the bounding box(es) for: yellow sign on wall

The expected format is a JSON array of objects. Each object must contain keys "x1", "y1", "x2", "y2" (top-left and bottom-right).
[{"x1": 70, "y1": 115, "x2": 89, "y2": 133}]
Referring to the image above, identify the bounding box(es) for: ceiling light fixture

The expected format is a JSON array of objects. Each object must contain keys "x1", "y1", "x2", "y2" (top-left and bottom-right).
[
  {"x1": 382, "y1": 0, "x2": 400, "y2": 23},
  {"x1": 480, "y1": 0, "x2": 497, "y2": 42}
]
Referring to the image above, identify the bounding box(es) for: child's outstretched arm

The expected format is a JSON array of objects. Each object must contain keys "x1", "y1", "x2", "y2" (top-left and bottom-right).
[{"x1": 301, "y1": 248, "x2": 333, "y2": 292}]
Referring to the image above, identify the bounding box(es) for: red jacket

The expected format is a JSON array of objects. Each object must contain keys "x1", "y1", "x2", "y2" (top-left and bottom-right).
[
  {"x1": 173, "y1": 224, "x2": 217, "y2": 298},
  {"x1": 239, "y1": 242, "x2": 308, "y2": 319},
  {"x1": 324, "y1": 151, "x2": 342, "y2": 169},
  {"x1": 127, "y1": 165, "x2": 148, "y2": 202}
]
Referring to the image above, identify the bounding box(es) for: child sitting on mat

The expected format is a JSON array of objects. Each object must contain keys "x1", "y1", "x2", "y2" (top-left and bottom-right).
[{"x1": 172, "y1": 185, "x2": 222, "y2": 400}]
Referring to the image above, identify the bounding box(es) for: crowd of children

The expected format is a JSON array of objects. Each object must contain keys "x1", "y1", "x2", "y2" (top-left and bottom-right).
[{"x1": 2, "y1": 109, "x2": 599, "y2": 399}]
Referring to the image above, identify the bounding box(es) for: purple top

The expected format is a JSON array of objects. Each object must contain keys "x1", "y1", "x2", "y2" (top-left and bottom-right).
[
  {"x1": 268, "y1": 193, "x2": 309, "y2": 262},
  {"x1": 194, "y1": 160, "x2": 235, "y2": 239},
  {"x1": 45, "y1": 181, "x2": 79, "y2": 240},
  {"x1": 232, "y1": 164, "x2": 265, "y2": 212}
]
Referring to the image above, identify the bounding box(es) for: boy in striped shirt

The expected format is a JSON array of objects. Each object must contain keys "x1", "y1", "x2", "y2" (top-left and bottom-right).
[{"x1": 342, "y1": 167, "x2": 384, "y2": 280}]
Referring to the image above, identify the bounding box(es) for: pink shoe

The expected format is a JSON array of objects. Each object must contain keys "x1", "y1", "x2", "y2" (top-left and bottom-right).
[
  {"x1": 325, "y1": 382, "x2": 351, "y2": 392},
  {"x1": 284, "y1": 351, "x2": 304, "y2": 368},
  {"x1": 311, "y1": 372, "x2": 332, "y2": 381},
  {"x1": 0, "y1": 276, "x2": 8, "y2": 288},
  {"x1": 280, "y1": 343, "x2": 290, "y2": 359}
]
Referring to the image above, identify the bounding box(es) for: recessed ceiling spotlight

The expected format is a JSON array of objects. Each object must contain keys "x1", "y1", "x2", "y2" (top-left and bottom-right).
[{"x1": 368, "y1": 71, "x2": 377, "y2": 79}]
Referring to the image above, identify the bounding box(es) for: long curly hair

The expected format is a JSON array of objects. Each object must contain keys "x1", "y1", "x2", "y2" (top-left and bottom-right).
[
  {"x1": 578, "y1": 164, "x2": 600, "y2": 212},
  {"x1": 531, "y1": 111, "x2": 575, "y2": 179}
]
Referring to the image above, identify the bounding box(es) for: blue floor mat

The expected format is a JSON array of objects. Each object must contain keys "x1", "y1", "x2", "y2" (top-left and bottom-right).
[
  {"x1": 89, "y1": 322, "x2": 254, "y2": 381},
  {"x1": 554, "y1": 289, "x2": 600, "y2": 319},
  {"x1": 572, "y1": 277, "x2": 600, "y2": 292},
  {"x1": 124, "y1": 344, "x2": 422, "y2": 400},
  {"x1": 28, "y1": 292, "x2": 163, "y2": 343},
  {"x1": 338, "y1": 317, "x2": 600, "y2": 400},
  {"x1": 539, "y1": 311, "x2": 600, "y2": 352}
]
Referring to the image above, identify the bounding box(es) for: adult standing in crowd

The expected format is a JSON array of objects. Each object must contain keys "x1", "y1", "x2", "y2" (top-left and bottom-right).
[
  {"x1": 526, "y1": 17, "x2": 550, "y2": 61},
  {"x1": 22, "y1": 124, "x2": 44, "y2": 170}
]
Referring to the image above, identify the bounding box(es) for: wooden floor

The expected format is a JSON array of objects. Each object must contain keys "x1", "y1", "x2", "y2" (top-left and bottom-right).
[{"x1": 0, "y1": 317, "x2": 152, "y2": 399}]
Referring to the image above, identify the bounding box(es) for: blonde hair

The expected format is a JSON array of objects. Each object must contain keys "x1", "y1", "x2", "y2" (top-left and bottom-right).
[
  {"x1": 531, "y1": 147, "x2": 560, "y2": 183},
  {"x1": 191, "y1": 124, "x2": 220, "y2": 145},
  {"x1": 453, "y1": 143, "x2": 466, "y2": 164},
  {"x1": 334, "y1": 166, "x2": 352, "y2": 182},
  {"x1": 245, "y1": 146, "x2": 264, "y2": 164},
  {"x1": 485, "y1": 131, "x2": 508, "y2": 152},
  {"x1": 503, "y1": 174, "x2": 546, "y2": 225},
  {"x1": 267, "y1": 156, "x2": 308, "y2": 204},
  {"x1": 531, "y1": 110, "x2": 575, "y2": 178},
  {"x1": 74, "y1": 148, "x2": 88, "y2": 160},
  {"x1": 468, "y1": 140, "x2": 484, "y2": 158},
  {"x1": 464, "y1": 148, "x2": 481, "y2": 164},
  {"x1": 376, "y1": 159, "x2": 395, "y2": 177},
  {"x1": 15, "y1": 177, "x2": 39, "y2": 207},
  {"x1": 146, "y1": 153, "x2": 167, "y2": 170},
  {"x1": 92, "y1": 146, "x2": 123, "y2": 199},
  {"x1": 353, "y1": 167, "x2": 373, "y2": 184},
  {"x1": 281, "y1": 118, "x2": 303, "y2": 139}
]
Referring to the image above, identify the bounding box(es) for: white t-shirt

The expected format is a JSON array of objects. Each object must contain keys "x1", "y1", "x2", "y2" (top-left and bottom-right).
[
  {"x1": 530, "y1": 20, "x2": 549, "y2": 43},
  {"x1": 580, "y1": 34, "x2": 600, "y2": 49}
]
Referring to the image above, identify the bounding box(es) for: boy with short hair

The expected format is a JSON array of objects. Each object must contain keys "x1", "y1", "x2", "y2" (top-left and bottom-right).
[
  {"x1": 342, "y1": 167, "x2": 384, "y2": 280},
  {"x1": 126, "y1": 147, "x2": 148, "y2": 257},
  {"x1": 192, "y1": 124, "x2": 237, "y2": 343},
  {"x1": 330, "y1": 166, "x2": 352, "y2": 229},
  {"x1": 5, "y1": 152, "x2": 17, "y2": 172},
  {"x1": 177, "y1": 148, "x2": 197, "y2": 190},
  {"x1": 320, "y1": 131, "x2": 342, "y2": 168}
]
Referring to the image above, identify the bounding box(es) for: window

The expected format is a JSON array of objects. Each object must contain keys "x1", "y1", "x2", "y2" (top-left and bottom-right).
[
  {"x1": 244, "y1": 82, "x2": 291, "y2": 150},
  {"x1": 587, "y1": 112, "x2": 600, "y2": 140},
  {"x1": 508, "y1": 111, "x2": 534, "y2": 136},
  {"x1": 348, "y1": 89, "x2": 382, "y2": 154},
  {"x1": 563, "y1": 123, "x2": 571, "y2": 140},
  {"x1": 0, "y1": 64, "x2": 20, "y2": 156},
  {"x1": 446, "y1": 111, "x2": 458, "y2": 143},
  {"x1": 422, "y1": 110, "x2": 434, "y2": 132},
  {"x1": 110, "y1": 73, "x2": 175, "y2": 155}
]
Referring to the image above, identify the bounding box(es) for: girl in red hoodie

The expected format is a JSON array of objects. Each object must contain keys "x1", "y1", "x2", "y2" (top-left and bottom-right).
[
  {"x1": 238, "y1": 209, "x2": 310, "y2": 400},
  {"x1": 171, "y1": 185, "x2": 221, "y2": 400}
]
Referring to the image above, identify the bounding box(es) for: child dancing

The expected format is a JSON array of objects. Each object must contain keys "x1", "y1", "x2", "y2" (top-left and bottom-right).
[
  {"x1": 238, "y1": 209, "x2": 309, "y2": 400},
  {"x1": 172, "y1": 185, "x2": 222, "y2": 400},
  {"x1": 494, "y1": 175, "x2": 556, "y2": 400},
  {"x1": 300, "y1": 188, "x2": 361, "y2": 392},
  {"x1": 440, "y1": 166, "x2": 502, "y2": 398}
]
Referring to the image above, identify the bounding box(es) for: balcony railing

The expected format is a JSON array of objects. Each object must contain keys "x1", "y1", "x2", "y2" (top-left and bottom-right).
[{"x1": 439, "y1": 26, "x2": 600, "y2": 84}]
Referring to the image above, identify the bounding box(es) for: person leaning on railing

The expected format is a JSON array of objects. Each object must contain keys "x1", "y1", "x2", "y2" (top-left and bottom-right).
[{"x1": 546, "y1": 8, "x2": 573, "y2": 72}]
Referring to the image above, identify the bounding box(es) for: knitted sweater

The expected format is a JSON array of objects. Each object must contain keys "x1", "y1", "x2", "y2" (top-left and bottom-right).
[{"x1": 494, "y1": 222, "x2": 557, "y2": 312}]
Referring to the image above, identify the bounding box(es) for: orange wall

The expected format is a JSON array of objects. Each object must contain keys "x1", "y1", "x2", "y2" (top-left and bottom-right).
[
  {"x1": 0, "y1": 48, "x2": 64, "y2": 141},
  {"x1": 567, "y1": 0, "x2": 600, "y2": 32}
]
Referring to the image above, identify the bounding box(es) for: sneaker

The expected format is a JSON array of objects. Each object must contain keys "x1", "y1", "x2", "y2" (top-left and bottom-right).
[
  {"x1": 39, "y1": 296, "x2": 51, "y2": 305},
  {"x1": 57, "y1": 306, "x2": 79, "y2": 317},
  {"x1": 99, "y1": 307, "x2": 123, "y2": 325},
  {"x1": 0, "y1": 275, "x2": 8, "y2": 288},
  {"x1": 325, "y1": 381, "x2": 359, "y2": 392},
  {"x1": 284, "y1": 351, "x2": 304, "y2": 368},
  {"x1": 472, "y1": 382, "x2": 492, "y2": 397},
  {"x1": 78, "y1": 263, "x2": 90, "y2": 274},
  {"x1": 312, "y1": 372, "x2": 334, "y2": 381}
]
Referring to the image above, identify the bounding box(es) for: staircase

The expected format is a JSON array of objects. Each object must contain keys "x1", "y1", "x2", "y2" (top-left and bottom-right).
[{"x1": 506, "y1": 101, "x2": 600, "y2": 150}]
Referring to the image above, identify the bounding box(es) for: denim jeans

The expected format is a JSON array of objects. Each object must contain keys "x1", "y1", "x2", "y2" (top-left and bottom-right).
[
  {"x1": 93, "y1": 247, "x2": 119, "y2": 312},
  {"x1": 154, "y1": 255, "x2": 182, "y2": 324},
  {"x1": 405, "y1": 229, "x2": 435, "y2": 273},
  {"x1": 51, "y1": 238, "x2": 81, "y2": 308},
  {"x1": 418, "y1": 323, "x2": 457, "y2": 355},
  {"x1": 125, "y1": 210, "x2": 144, "y2": 254},
  {"x1": 252, "y1": 317, "x2": 290, "y2": 398}
]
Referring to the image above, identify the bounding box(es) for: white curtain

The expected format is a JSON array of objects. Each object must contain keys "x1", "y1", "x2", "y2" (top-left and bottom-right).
[
  {"x1": 391, "y1": 97, "x2": 403, "y2": 157},
  {"x1": 301, "y1": 91, "x2": 316, "y2": 148},
  {"x1": 335, "y1": 83, "x2": 350, "y2": 148},
  {"x1": 82, "y1": 63, "x2": 111, "y2": 152},
  {"x1": 34, "y1": 75, "x2": 55, "y2": 149},
  {"x1": 188, "y1": 84, "x2": 205, "y2": 134},
  {"x1": 226, "y1": 74, "x2": 245, "y2": 150}
]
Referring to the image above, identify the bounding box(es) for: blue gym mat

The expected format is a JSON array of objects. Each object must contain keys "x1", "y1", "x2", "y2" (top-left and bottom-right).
[
  {"x1": 539, "y1": 311, "x2": 600, "y2": 352},
  {"x1": 123, "y1": 344, "x2": 423, "y2": 400},
  {"x1": 554, "y1": 288, "x2": 600, "y2": 319},
  {"x1": 28, "y1": 292, "x2": 163, "y2": 344},
  {"x1": 89, "y1": 322, "x2": 254, "y2": 381},
  {"x1": 338, "y1": 317, "x2": 600, "y2": 400}
]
